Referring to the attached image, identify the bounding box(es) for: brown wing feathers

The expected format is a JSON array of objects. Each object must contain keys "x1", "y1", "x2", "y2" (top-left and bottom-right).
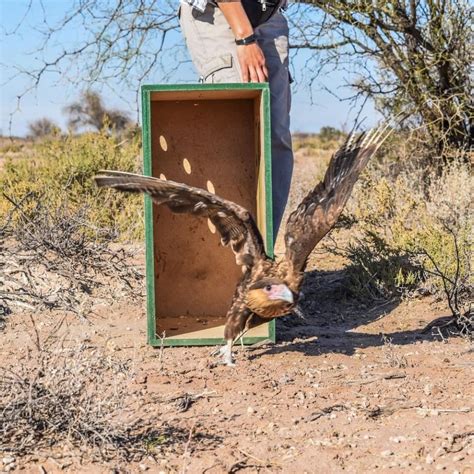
[
  {"x1": 284, "y1": 124, "x2": 392, "y2": 272},
  {"x1": 94, "y1": 171, "x2": 266, "y2": 268}
]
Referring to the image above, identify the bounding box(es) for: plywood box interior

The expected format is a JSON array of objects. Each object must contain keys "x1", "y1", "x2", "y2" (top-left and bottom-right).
[{"x1": 142, "y1": 85, "x2": 274, "y2": 346}]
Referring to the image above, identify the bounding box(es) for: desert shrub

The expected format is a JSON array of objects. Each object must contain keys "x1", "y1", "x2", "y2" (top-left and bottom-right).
[
  {"x1": 0, "y1": 325, "x2": 209, "y2": 464},
  {"x1": 343, "y1": 231, "x2": 423, "y2": 300},
  {"x1": 344, "y1": 148, "x2": 473, "y2": 323},
  {"x1": 27, "y1": 118, "x2": 61, "y2": 139},
  {"x1": 293, "y1": 129, "x2": 347, "y2": 152},
  {"x1": 318, "y1": 126, "x2": 345, "y2": 143},
  {"x1": 0, "y1": 195, "x2": 144, "y2": 317},
  {"x1": 0, "y1": 130, "x2": 143, "y2": 241},
  {"x1": 0, "y1": 142, "x2": 24, "y2": 154}
]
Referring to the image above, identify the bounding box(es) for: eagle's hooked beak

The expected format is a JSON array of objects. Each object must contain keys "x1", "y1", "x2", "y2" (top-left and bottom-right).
[{"x1": 269, "y1": 285, "x2": 294, "y2": 304}]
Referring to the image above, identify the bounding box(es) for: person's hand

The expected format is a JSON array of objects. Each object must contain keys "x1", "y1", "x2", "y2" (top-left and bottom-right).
[{"x1": 237, "y1": 43, "x2": 268, "y2": 83}]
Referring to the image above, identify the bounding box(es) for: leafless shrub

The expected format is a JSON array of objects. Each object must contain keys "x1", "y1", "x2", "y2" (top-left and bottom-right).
[
  {"x1": 0, "y1": 193, "x2": 144, "y2": 319},
  {"x1": 416, "y1": 226, "x2": 473, "y2": 338}
]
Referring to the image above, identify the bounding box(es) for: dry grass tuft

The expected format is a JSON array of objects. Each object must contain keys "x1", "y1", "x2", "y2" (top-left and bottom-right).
[{"x1": 381, "y1": 334, "x2": 409, "y2": 369}]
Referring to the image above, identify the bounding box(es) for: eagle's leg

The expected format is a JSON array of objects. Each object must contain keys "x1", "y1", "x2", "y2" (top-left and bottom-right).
[
  {"x1": 209, "y1": 339, "x2": 235, "y2": 365},
  {"x1": 214, "y1": 309, "x2": 254, "y2": 366},
  {"x1": 217, "y1": 339, "x2": 235, "y2": 366},
  {"x1": 213, "y1": 327, "x2": 249, "y2": 366}
]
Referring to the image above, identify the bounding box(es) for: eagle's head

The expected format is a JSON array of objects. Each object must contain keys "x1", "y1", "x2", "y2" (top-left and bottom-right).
[{"x1": 245, "y1": 278, "x2": 295, "y2": 318}]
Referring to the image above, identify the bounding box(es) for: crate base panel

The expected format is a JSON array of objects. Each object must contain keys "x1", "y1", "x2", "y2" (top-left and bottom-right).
[{"x1": 149, "y1": 319, "x2": 271, "y2": 346}]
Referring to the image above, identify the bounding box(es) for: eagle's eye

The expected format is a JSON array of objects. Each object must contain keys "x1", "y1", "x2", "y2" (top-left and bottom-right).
[{"x1": 264, "y1": 285, "x2": 272, "y2": 292}]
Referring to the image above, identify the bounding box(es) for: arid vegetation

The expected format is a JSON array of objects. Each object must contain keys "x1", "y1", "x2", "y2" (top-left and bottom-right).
[
  {"x1": 346, "y1": 138, "x2": 472, "y2": 334},
  {"x1": 1, "y1": 128, "x2": 473, "y2": 471},
  {"x1": 1, "y1": 1, "x2": 473, "y2": 470},
  {"x1": 292, "y1": 131, "x2": 473, "y2": 336},
  {"x1": 0, "y1": 130, "x2": 143, "y2": 239}
]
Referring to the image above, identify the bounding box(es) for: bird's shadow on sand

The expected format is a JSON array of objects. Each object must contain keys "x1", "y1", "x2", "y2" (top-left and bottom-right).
[{"x1": 250, "y1": 269, "x2": 452, "y2": 360}]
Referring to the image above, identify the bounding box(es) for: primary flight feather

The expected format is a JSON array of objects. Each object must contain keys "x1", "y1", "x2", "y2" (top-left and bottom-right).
[{"x1": 95, "y1": 124, "x2": 391, "y2": 365}]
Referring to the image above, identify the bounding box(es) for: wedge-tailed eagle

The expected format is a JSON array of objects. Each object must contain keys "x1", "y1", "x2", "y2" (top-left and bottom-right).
[{"x1": 95, "y1": 125, "x2": 391, "y2": 365}]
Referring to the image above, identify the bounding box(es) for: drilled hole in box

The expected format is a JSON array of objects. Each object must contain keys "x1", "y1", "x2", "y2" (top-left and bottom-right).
[
  {"x1": 183, "y1": 158, "x2": 192, "y2": 174},
  {"x1": 159, "y1": 135, "x2": 168, "y2": 151},
  {"x1": 206, "y1": 180, "x2": 215, "y2": 194}
]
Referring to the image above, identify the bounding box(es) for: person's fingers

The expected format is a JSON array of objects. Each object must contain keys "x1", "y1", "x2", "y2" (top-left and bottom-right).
[
  {"x1": 256, "y1": 66, "x2": 266, "y2": 83},
  {"x1": 240, "y1": 63, "x2": 250, "y2": 82},
  {"x1": 248, "y1": 65, "x2": 258, "y2": 83},
  {"x1": 262, "y1": 63, "x2": 269, "y2": 80}
]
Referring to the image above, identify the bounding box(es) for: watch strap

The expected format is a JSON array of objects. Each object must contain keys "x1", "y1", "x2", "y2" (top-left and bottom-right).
[{"x1": 235, "y1": 33, "x2": 257, "y2": 46}]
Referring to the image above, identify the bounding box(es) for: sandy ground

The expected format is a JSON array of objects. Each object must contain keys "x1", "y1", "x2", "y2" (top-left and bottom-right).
[
  {"x1": 1, "y1": 146, "x2": 473, "y2": 473},
  {"x1": 2, "y1": 265, "x2": 473, "y2": 473}
]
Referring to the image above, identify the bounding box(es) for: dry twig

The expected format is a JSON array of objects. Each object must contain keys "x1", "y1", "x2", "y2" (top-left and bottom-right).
[{"x1": 0, "y1": 193, "x2": 144, "y2": 320}]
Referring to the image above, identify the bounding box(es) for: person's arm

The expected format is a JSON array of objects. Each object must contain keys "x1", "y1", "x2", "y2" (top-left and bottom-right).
[{"x1": 217, "y1": 2, "x2": 268, "y2": 83}]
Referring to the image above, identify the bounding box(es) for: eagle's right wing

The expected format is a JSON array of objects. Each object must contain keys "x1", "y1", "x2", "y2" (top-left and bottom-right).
[
  {"x1": 94, "y1": 171, "x2": 267, "y2": 269},
  {"x1": 284, "y1": 124, "x2": 392, "y2": 272}
]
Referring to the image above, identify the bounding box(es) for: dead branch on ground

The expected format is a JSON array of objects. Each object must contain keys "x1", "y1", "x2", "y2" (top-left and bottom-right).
[{"x1": 0, "y1": 193, "x2": 144, "y2": 320}]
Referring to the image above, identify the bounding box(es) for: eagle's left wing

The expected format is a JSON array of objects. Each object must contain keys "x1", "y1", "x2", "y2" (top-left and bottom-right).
[
  {"x1": 94, "y1": 171, "x2": 266, "y2": 269},
  {"x1": 284, "y1": 124, "x2": 392, "y2": 272}
]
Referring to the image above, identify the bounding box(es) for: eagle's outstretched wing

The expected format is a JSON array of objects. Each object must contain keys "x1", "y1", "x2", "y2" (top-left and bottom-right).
[
  {"x1": 284, "y1": 124, "x2": 392, "y2": 272},
  {"x1": 94, "y1": 171, "x2": 266, "y2": 269}
]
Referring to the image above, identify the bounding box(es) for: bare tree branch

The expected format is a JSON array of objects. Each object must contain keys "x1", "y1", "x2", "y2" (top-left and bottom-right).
[{"x1": 288, "y1": 1, "x2": 473, "y2": 155}]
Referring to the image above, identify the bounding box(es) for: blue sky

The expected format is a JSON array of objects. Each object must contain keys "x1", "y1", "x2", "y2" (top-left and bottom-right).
[{"x1": 1, "y1": 1, "x2": 378, "y2": 137}]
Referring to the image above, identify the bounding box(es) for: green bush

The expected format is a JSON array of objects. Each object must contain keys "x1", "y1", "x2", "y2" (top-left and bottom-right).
[
  {"x1": 345, "y1": 154, "x2": 473, "y2": 302},
  {"x1": 292, "y1": 129, "x2": 347, "y2": 152},
  {"x1": 0, "y1": 131, "x2": 144, "y2": 241}
]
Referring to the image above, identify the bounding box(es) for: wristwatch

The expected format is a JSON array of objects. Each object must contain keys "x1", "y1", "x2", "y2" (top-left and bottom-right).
[{"x1": 235, "y1": 33, "x2": 257, "y2": 46}]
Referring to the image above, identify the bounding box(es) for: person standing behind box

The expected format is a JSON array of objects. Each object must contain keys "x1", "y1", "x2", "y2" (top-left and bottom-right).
[{"x1": 179, "y1": 0, "x2": 293, "y2": 241}]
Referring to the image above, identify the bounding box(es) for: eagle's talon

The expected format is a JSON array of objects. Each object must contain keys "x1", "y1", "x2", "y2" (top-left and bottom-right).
[
  {"x1": 219, "y1": 340, "x2": 235, "y2": 366},
  {"x1": 210, "y1": 343, "x2": 236, "y2": 366},
  {"x1": 210, "y1": 346, "x2": 221, "y2": 357}
]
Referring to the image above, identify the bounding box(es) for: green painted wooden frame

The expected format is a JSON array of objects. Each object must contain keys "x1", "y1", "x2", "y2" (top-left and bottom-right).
[{"x1": 141, "y1": 83, "x2": 275, "y2": 346}]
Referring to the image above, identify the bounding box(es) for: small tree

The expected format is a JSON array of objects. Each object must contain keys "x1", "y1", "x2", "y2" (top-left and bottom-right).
[
  {"x1": 291, "y1": 1, "x2": 473, "y2": 156},
  {"x1": 318, "y1": 126, "x2": 344, "y2": 142},
  {"x1": 64, "y1": 90, "x2": 131, "y2": 133},
  {"x1": 28, "y1": 118, "x2": 61, "y2": 139}
]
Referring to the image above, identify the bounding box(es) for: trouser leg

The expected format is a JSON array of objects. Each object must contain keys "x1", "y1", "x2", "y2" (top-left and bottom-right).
[
  {"x1": 179, "y1": 4, "x2": 242, "y2": 83},
  {"x1": 255, "y1": 13, "x2": 293, "y2": 239},
  {"x1": 179, "y1": 5, "x2": 294, "y2": 240}
]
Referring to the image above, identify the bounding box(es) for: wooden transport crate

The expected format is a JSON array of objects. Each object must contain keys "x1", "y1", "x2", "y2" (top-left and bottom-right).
[{"x1": 141, "y1": 84, "x2": 274, "y2": 346}]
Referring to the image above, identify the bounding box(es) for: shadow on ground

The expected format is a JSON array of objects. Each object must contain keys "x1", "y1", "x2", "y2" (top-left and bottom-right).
[{"x1": 253, "y1": 269, "x2": 452, "y2": 360}]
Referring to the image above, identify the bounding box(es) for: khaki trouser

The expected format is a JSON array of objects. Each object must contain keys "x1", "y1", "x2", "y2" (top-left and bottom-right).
[{"x1": 179, "y1": 3, "x2": 294, "y2": 240}]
